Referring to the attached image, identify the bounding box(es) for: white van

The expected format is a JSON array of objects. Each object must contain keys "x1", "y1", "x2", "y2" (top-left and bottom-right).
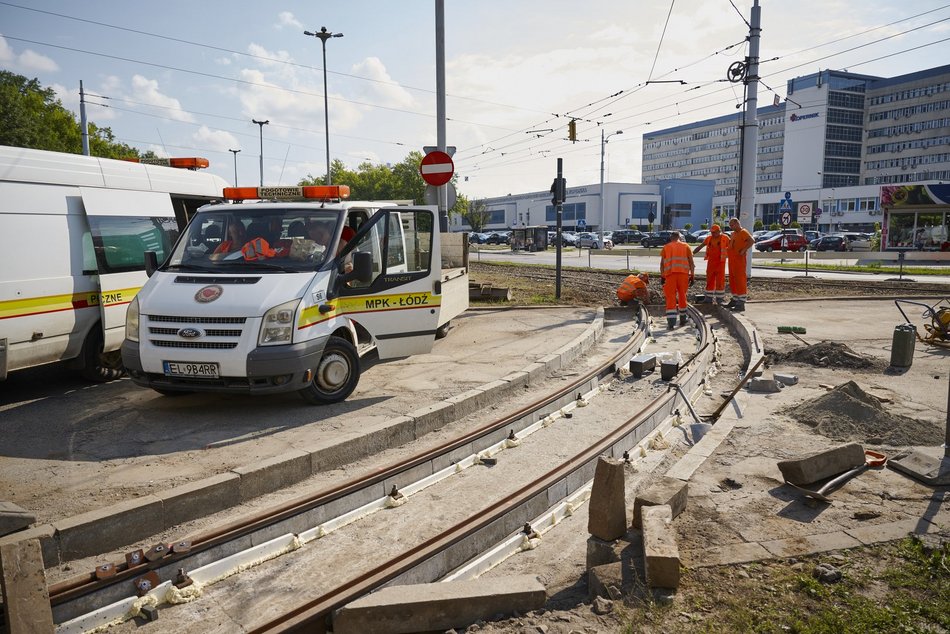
[
  {"x1": 0, "y1": 146, "x2": 228, "y2": 381},
  {"x1": 122, "y1": 185, "x2": 469, "y2": 404}
]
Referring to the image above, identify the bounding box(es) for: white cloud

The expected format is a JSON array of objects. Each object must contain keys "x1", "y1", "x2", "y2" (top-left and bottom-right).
[
  {"x1": 193, "y1": 126, "x2": 240, "y2": 153},
  {"x1": 129, "y1": 75, "x2": 194, "y2": 122},
  {"x1": 0, "y1": 35, "x2": 59, "y2": 73},
  {"x1": 350, "y1": 57, "x2": 416, "y2": 110},
  {"x1": 275, "y1": 11, "x2": 303, "y2": 31},
  {"x1": 50, "y1": 82, "x2": 117, "y2": 121}
]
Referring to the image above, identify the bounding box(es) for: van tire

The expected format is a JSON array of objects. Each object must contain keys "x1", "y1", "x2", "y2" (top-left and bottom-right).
[
  {"x1": 79, "y1": 328, "x2": 125, "y2": 382},
  {"x1": 435, "y1": 321, "x2": 451, "y2": 339},
  {"x1": 299, "y1": 336, "x2": 360, "y2": 405}
]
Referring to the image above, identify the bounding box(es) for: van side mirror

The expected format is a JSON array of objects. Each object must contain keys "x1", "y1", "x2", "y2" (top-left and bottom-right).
[
  {"x1": 344, "y1": 251, "x2": 373, "y2": 285},
  {"x1": 144, "y1": 251, "x2": 158, "y2": 277}
]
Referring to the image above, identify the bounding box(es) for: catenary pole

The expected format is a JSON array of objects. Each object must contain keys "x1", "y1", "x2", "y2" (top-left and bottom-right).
[
  {"x1": 80, "y1": 80, "x2": 90, "y2": 156},
  {"x1": 435, "y1": 0, "x2": 448, "y2": 232},
  {"x1": 739, "y1": 0, "x2": 761, "y2": 277}
]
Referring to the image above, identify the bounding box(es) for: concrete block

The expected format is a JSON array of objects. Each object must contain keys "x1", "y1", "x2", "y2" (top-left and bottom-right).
[
  {"x1": 629, "y1": 354, "x2": 656, "y2": 378},
  {"x1": 0, "y1": 539, "x2": 55, "y2": 633},
  {"x1": 588, "y1": 562, "x2": 624, "y2": 601},
  {"x1": 233, "y1": 449, "x2": 311, "y2": 502},
  {"x1": 642, "y1": 505, "x2": 680, "y2": 589},
  {"x1": 660, "y1": 361, "x2": 679, "y2": 381},
  {"x1": 409, "y1": 400, "x2": 457, "y2": 436},
  {"x1": 0, "y1": 501, "x2": 35, "y2": 537},
  {"x1": 588, "y1": 457, "x2": 627, "y2": 541},
  {"x1": 157, "y1": 473, "x2": 240, "y2": 529},
  {"x1": 586, "y1": 536, "x2": 622, "y2": 569},
  {"x1": 774, "y1": 373, "x2": 799, "y2": 386},
  {"x1": 748, "y1": 377, "x2": 782, "y2": 393},
  {"x1": 55, "y1": 495, "x2": 163, "y2": 560},
  {"x1": 633, "y1": 476, "x2": 689, "y2": 529},
  {"x1": 0, "y1": 524, "x2": 57, "y2": 568},
  {"x1": 333, "y1": 574, "x2": 546, "y2": 634},
  {"x1": 777, "y1": 442, "x2": 866, "y2": 486}
]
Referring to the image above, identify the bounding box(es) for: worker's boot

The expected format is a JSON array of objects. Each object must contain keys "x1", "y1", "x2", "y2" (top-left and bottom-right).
[
  {"x1": 667, "y1": 317, "x2": 676, "y2": 330},
  {"x1": 679, "y1": 313, "x2": 688, "y2": 326},
  {"x1": 730, "y1": 301, "x2": 745, "y2": 313},
  {"x1": 725, "y1": 298, "x2": 737, "y2": 310},
  {"x1": 702, "y1": 295, "x2": 714, "y2": 304}
]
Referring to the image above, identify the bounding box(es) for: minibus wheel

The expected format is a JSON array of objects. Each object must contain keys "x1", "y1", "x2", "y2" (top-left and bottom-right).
[
  {"x1": 299, "y1": 336, "x2": 360, "y2": 404},
  {"x1": 80, "y1": 328, "x2": 125, "y2": 382}
]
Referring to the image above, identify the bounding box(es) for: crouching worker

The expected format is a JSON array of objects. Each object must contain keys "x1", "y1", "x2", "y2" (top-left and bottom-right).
[
  {"x1": 617, "y1": 272, "x2": 650, "y2": 306},
  {"x1": 660, "y1": 230, "x2": 695, "y2": 329}
]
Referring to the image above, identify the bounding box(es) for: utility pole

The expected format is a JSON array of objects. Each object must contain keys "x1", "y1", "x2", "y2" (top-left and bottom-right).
[
  {"x1": 252, "y1": 119, "x2": 269, "y2": 187},
  {"x1": 435, "y1": 0, "x2": 448, "y2": 232},
  {"x1": 229, "y1": 149, "x2": 241, "y2": 186},
  {"x1": 738, "y1": 0, "x2": 762, "y2": 277},
  {"x1": 80, "y1": 80, "x2": 90, "y2": 156}
]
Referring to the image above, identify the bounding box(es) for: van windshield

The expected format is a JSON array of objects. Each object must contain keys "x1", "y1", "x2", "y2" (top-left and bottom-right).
[{"x1": 165, "y1": 207, "x2": 341, "y2": 272}]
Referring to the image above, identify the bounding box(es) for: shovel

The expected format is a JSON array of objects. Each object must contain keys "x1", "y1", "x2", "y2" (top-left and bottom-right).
[{"x1": 787, "y1": 450, "x2": 887, "y2": 503}]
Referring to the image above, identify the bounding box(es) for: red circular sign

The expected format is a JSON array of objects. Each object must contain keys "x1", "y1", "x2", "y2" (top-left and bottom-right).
[{"x1": 419, "y1": 151, "x2": 454, "y2": 186}]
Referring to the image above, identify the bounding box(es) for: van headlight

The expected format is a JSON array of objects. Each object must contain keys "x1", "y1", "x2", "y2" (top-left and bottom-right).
[
  {"x1": 259, "y1": 299, "x2": 300, "y2": 346},
  {"x1": 126, "y1": 296, "x2": 140, "y2": 342}
]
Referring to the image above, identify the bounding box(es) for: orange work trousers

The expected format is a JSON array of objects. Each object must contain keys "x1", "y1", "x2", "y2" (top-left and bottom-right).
[
  {"x1": 705, "y1": 261, "x2": 726, "y2": 302},
  {"x1": 728, "y1": 255, "x2": 748, "y2": 302},
  {"x1": 663, "y1": 272, "x2": 690, "y2": 320}
]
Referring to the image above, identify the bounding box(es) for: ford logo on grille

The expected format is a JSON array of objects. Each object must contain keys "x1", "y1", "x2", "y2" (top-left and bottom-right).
[{"x1": 178, "y1": 327, "x2": 203, "y2": 339}]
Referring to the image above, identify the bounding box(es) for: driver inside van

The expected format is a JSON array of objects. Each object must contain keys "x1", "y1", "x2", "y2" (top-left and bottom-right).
[{"x1": 210, "y1": 220, "x2": 247, "y2": 259}]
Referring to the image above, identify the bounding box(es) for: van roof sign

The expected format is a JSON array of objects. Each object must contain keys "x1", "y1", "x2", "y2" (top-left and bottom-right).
[
  {"x1": 122, "y1": 157, "x2": 210, "y2": 170},
  {"x1": 222, "y1": 185, "x2": 351, "y2": 201}
]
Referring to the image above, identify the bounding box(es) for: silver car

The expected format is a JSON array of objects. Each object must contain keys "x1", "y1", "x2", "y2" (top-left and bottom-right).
[{"x1": 577, "y1": 232, "x2": 613, "y2": 249}]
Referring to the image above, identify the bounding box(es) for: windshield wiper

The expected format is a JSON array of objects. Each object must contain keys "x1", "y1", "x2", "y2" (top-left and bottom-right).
[{"x1": 164, "y1": 262, "x2": 218, "y2": 272}]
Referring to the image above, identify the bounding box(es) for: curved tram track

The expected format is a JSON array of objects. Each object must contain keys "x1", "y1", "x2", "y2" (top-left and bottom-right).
[{"x1": 40, "y1": 305, "x2": 720, "y2": 633}]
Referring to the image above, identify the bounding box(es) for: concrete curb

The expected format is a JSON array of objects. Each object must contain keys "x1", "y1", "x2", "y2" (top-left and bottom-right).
[{"x1": 0, "y1": 308, "x2": 607, "y2": 566}]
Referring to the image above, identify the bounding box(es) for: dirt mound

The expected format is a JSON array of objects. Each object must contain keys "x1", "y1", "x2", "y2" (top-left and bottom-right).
[
  {"x1": 789, "y1": 380, "x2": 943, "y2": 447},
  {"x1": 770, "y1": 341, "x2": 878, "y2": 369}
]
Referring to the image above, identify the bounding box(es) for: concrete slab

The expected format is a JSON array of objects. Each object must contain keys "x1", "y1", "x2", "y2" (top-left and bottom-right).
[
  {"x1": 633, "y1": 476, "x2": 688, "y2": 529},
  {"x1": 0, "y1": 500, "x2": 35, "y2": 537},
  {"x1": 683, "y1": 541, "x2": 773, "y2": 567},
  {"x1": 642, "y1": 505, "x2": 680, "y2": 589},
  {"x1": 0, "y1": 538, "x2": 55, "y2": 633},
  {"x1": 777, "y1": 442, "x2": 866, "y2": 486},
  {"x1": 759, "y1": 531, "x2": 862, "y2": 558},
  {"x1": 332, "y1": 574, "x2": 546, "y2": 634},
  {"x1": 588, "y1": 457, "x2": 627, "y2": 541}
]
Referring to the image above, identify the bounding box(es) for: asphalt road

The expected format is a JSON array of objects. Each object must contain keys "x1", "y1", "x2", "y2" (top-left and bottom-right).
[{"x1": 470, "y1": 246, "x2": 950, "y2": 284}]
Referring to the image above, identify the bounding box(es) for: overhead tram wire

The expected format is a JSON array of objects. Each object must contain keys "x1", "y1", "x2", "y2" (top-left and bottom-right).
[
  {"x1": 0, "y1": 0, "x2": 553, "y2": 118},
  {"x1": 646, "y1": 0, "x2": 677, "y2": 83}
]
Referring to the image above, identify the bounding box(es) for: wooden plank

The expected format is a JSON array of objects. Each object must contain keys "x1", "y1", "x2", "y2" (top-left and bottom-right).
[{"x1": 0, "y1": 539, "x2": 54, "y2": 633}]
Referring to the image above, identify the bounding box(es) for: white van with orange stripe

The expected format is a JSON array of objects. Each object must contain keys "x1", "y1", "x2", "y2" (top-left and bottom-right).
[
  {"x1": 121, "y1": 185, "x2": 469, "y2": 404},
  {"x1": 0, "y1": 146, "x2": 228, "y2": 382}
]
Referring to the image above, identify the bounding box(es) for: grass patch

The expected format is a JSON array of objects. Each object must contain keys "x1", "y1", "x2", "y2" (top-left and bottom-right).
[
  {"x1": 758, "y1": 261, "x2": 950, "y2": 276},
  {"x1": 617, "y1": 538, "x2": 949, "y2": 633}
]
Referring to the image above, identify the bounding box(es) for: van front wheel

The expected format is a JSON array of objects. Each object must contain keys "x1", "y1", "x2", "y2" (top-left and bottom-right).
[
  {"x1": 80, "y1": 328, "x2": 125, "y2": 382},
  {"x1": 299, "y1": 337, "x2": 360, "y2": 405}
]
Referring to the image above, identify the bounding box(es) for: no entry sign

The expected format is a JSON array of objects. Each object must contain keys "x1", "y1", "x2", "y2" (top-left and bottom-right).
[{"x1": 419, "y1": 151, "x2": 454, "y2": 186}]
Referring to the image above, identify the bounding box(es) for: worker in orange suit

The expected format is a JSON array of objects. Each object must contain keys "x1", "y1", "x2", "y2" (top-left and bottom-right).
[
  {"x1": 659, "y1": 231, "x2": 695, "y2": 329},
  {"x1": 693, "y1": 224, "x2": 729, "y2": 305},
  {"x1": 726, "y1": 216, "x2": 755, "y2": 312},
  {"x1": 616, "y1": 272, "x2": 650, "y2": 306}
]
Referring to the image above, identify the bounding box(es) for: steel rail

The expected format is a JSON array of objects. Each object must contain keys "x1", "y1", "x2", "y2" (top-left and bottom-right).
[
  {"x1": 45, "y1": 305, "x2": 663, "y2": 622},
  {"x1": 252, "y1": 309, "x2": 714, "y2": 633}
]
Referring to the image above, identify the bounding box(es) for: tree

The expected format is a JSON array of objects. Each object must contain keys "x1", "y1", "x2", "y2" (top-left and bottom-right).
[
  {"x1": 684, "y1": 223, "x2": 693, "y2": 232},
  {"x1": 753, "y1": 219, "x2": 764, "y2": 231},
  {"x1": 0, "y1": 71, "x2": 151, "y2": 159},
  {"x1": 461, "y1": 198, "x2": 491, "y2": 233}
]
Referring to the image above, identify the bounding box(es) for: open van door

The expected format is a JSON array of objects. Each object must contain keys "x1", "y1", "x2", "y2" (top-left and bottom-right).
[
  {"x1": 337, "y1": 207, "x2": 441, "y2": 358},
  {"x1": 79, "y1": 188, "x2": 178, "y2": 351}
]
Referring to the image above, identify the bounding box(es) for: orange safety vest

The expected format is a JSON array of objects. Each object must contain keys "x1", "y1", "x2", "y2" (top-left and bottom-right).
[
  {"x1": 729, "y1": 228, "x2": 754, "y2": 256},
  {"x1": 617, "y1": 275, "x2": 647, "y2": 302},
  {"x1": 661, "y1": 240, "x2": 692, "y2": 276},
  {"x1": 241, "y1": 237, "x2": 277, "y2": 261},
  {"x1": 704, "y1": 233, "x2": 729, "y2": 263}
]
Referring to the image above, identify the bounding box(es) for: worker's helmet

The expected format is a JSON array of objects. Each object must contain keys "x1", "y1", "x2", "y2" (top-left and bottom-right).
[{"x1": 710, "y1": 224, "x2": 721, "y2": 233}]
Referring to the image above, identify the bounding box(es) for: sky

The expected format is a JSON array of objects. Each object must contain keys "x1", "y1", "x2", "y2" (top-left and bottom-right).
[{"x1": 2, "y1": 1, "x2": 950, "y2": 201}]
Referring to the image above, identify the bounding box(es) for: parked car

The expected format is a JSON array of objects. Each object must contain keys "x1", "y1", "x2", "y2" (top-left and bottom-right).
[
  {"x1": 577, "y1": 232, "x2": 613, "y2": 249},
  {"x1": 841, "y1": 232, "x2": 872, "y2": 251},
  {"x1": 754, "y1": 229, "x2": 808, "y2": 252},
  {"x1": 804, "y1": 230, "x2": 822, "y2": 243},
  {"x1": 641, "y1": 231, "x2": 675, "y2": 248},
  {"x1": 691, "y1": 230, "x2": 711, "y2": 244},
  {"x1": 468, "y1": 232, "x2": 489, "y2": 244},
  {"x1": 752, "y1": 230, "x2": 772, "y2": 241},
  {"x1": 611, "y1": 229, "x2": 645, "y2": 244},
  {"x1": 547, "y1": 231, "x2": 577, "y2": 246},
  {"x1": 811, "y1": 235, "x2": 847, "y2": 251},
  {"x1": 681, "y1": 231, "x2": 700, "y2": 243},
  {"x1": 484, "y1": 231, "x2": 510, "y2": 245}
]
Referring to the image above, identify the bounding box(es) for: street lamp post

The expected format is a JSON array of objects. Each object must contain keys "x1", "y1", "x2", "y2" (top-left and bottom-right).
[
  {"x1": 599, "y1": 129, "x2": 622, "y2": 233},
  {"x1": 228, "y1": 148, "x2": 240, "y2": 186},
  {"x1": 252, "y1": 119, "x2": 269, "y2": 187},
  {"x1": 304, "y1": 26, "x2": 344, "y2": 185},
  {"x1": 816, "y1": 171, "x2": 823, "y2": 232}
]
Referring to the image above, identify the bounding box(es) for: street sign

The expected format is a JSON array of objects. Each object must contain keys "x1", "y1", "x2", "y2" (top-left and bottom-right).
[
  {"x1": 577, "y1": 219, "x2": 586, "y2": 228},
  {"x1": 424, "y1": 183, "x2": 457, "y2": 208},
  {"x1": 780, "y1": 211, "x2": 792, "y2": 227},
  {"x1": 784, "y1": 191, "x2": 792, "y2": 200},
  {"x1": 779, "y1": 199, "x2": 792, "y2": 212},
  {"x1": 419, "y1": 151, "x2": 454, "y2": 186},
  {"x1": 423, "y1": 145, "x2": 456, "y2": 157},
  {"x1": 815, "y1": 207, "x2": 823, "y2": 217},
  {"x1": 797, "y1": 202, "x2": 812, "y2": 217}
]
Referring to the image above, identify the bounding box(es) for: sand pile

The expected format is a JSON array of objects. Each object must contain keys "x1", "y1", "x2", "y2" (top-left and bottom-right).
[
  {"x1": 789, "y1": 381, "x2": 943, "y2": 447},
  {"x1": 770, "y1": 341, "x2": 877, "y2": 369}
]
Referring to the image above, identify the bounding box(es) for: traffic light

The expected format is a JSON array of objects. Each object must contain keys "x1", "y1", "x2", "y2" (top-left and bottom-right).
[
  {"x1": 648, "y1": 210, "x2": 656, "y2": 224},
  {"x1": 568, "y1": 119, "x2": 577, "y2": 143},
  {"x1": 550, "y1": 177, "x2": 567, "y2": 206}
]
